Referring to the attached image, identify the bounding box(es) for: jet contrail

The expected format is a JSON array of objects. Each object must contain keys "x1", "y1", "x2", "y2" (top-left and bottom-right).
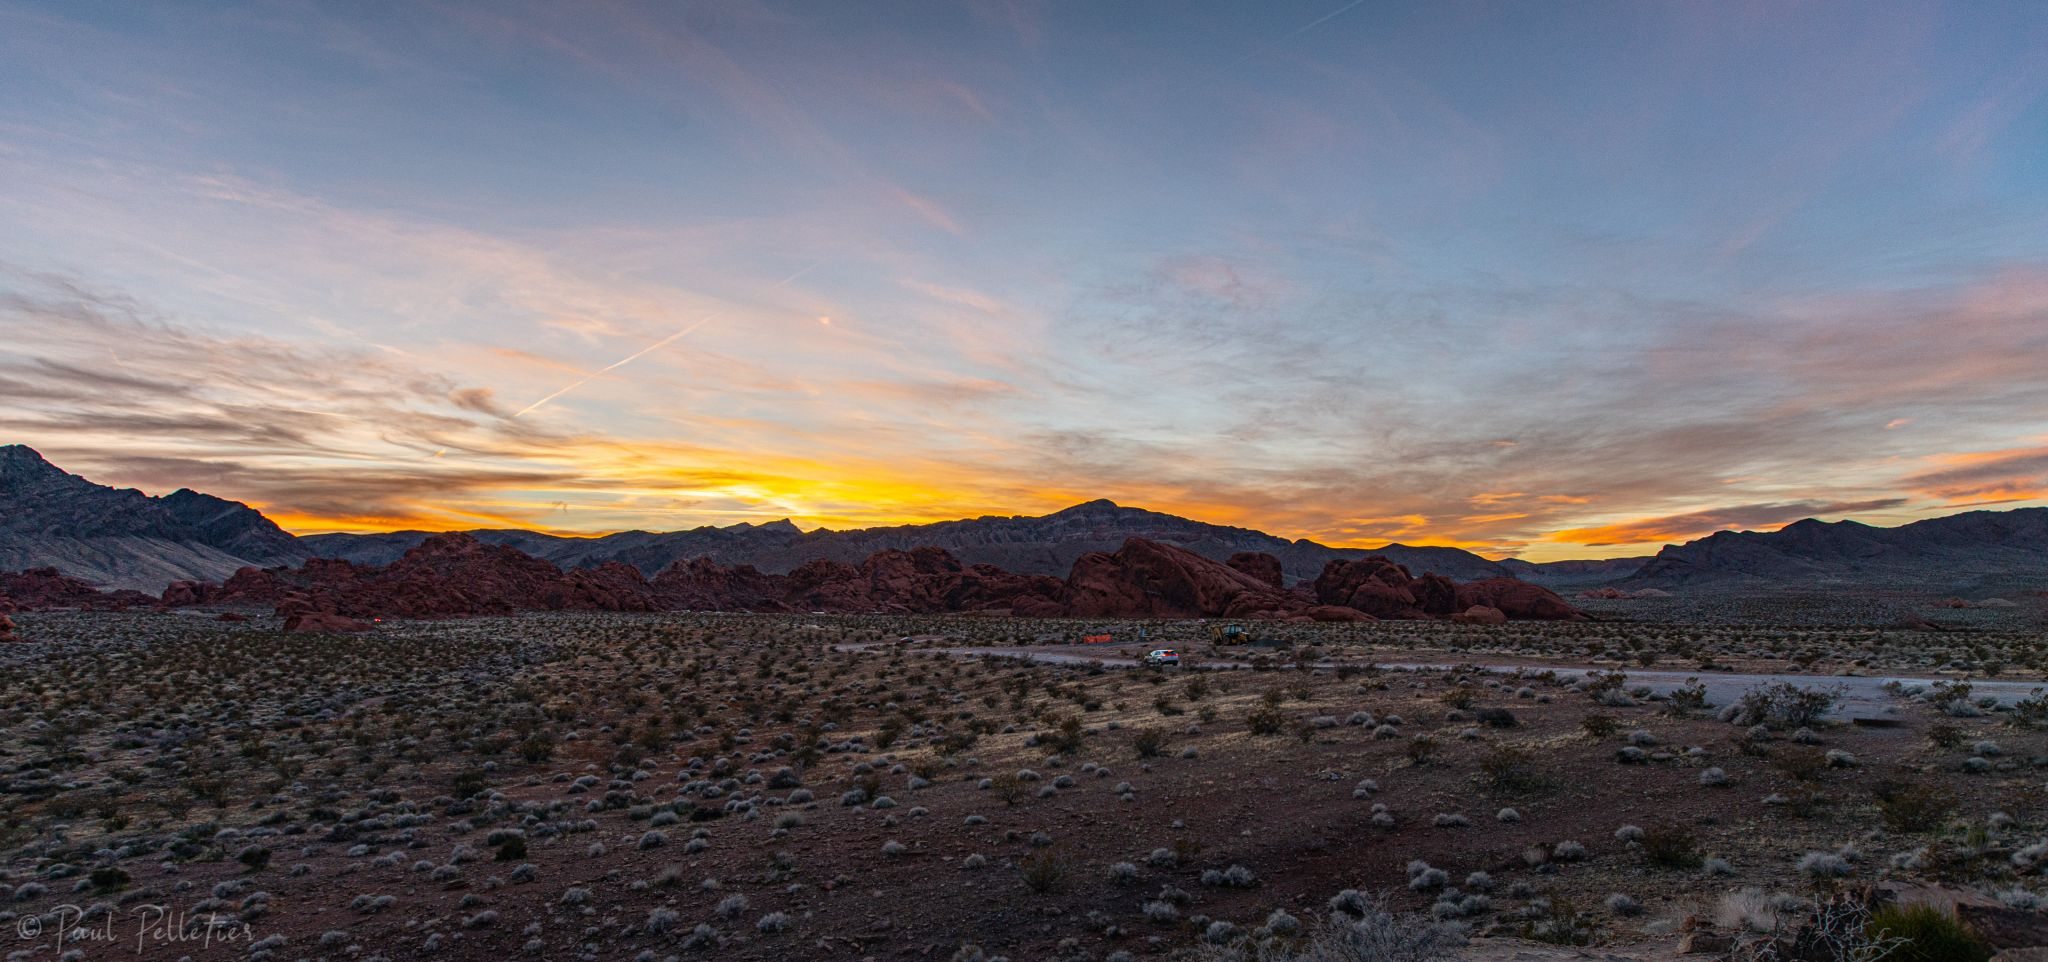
[
  {"x1": 509, "y1": 262, "x2": 819, "y2": 419},
  {"x1": 1227, "y1": 0, "x2": 1370, "y2": 69}
]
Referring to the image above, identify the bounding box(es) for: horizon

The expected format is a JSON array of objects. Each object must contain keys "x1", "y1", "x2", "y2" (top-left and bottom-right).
[
  {"x1": 4, "y1": 2, "x2": 2047, "y2": 562},
  {"x1": 11, "y1": 439, "x2": 2033, "y2": 564}
]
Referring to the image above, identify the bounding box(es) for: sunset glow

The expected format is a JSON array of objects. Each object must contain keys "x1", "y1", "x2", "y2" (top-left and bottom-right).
[{"x1": 3, "y1": 1, "x2": 2045, "y2": 561}]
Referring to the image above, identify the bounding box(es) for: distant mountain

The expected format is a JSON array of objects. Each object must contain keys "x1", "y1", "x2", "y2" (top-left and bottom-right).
[
  {"x1": 0, "y1": 445, "x2": 307, "y2": 591},
  {"x1": 1499, "y1": 556, "x2": 1654, "y2": 587},
  {"x1": 303, "y1": 499, "x2": 1514, "y2": 584},
  {"x1": 1621, "y1": 508, "x2": 2048, "y2": 590}
]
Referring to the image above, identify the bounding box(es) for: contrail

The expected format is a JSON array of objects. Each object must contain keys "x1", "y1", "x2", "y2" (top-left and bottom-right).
[
  {"x1": 1227, "y1": 0, "x2": 1370, "y2": 69},
  {"x1": 509, "y1": 262, "x2": 819, "y2": 419}
]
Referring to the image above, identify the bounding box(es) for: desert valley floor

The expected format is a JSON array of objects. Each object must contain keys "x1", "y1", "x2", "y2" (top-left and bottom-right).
[{"x1": 1, "y1": 610, "x2": 2044, "y2": 961}]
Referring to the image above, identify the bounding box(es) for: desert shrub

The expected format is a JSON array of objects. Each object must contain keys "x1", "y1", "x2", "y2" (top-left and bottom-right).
[
  {"x1": 1190, "y1": 893, "x2": 1458, "y2": 962},
  {"x1": 1245, "y1": 703, "x2": 1287, "y2": 736},
  {"x1": 1797, "y1": 851, "x2": 1851, "y2": 879},
  {"x1": 1478, "y1": 745, "x2": 1548, "y2": 793},
  {"x1": 450, "y1": 769, "x2": 488, "y2": 798},
  {"x1": 1132, "y1": 727, "x2": 1167, "y2": 759},
  {"x1": 89, "y1": 867, "x2": 131, "y2": 893},
  {"x1": 1875, "y1": 783, "x2": 1957, "y2": 835},
  {"x1": 1926, "y1": 723, "x2": 1964, "y2": 749},
  {"x1": 1666, "y1": 679, "x2": 1710, "y2": 717},
  {"x1": 2010, "y1": 688, "x2": 2047, "y2": 729},
  {"x1": 1725, "y1": 683, "x2": 1837, "y2": 730},
  {"x1": 1044, "y1": 716, "x2": 1086, "y2": 755},
  {"x1": 1867, "y1": 904, "x2": 1991, "y2": 962},
  {"x1": 1774, "y1": 746, "x2": 1829, "y2": 782},
  {"x1": 1639, "y1": 825, "x2": 1703, "y2": 870},
  {"x1": 1580, "y1": 713, "x2": 1619, "y2": 739},
  {"x1": 1019, "y1": 850, "x2": 1070, "y2": 893},
  {"x1": 1522, "y1": 899, "x2": 1594, "y2": 946}
]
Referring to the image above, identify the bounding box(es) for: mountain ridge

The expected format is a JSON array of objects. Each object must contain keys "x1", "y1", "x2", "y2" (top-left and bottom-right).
[
  {"x1": 0, "y1": 445, "x2": 307, "y2": 591},
  {"x1": 1620, "y1": 507, "x2": 2048, "y2": 590},
  {"x1": 299, "y1": 498, "x2": 1514, "y2": 586}
]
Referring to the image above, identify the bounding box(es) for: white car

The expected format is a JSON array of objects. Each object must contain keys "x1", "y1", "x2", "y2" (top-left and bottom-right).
[{"x1": 1142, "y1": 649, "x2": 1181, "y2": 667}]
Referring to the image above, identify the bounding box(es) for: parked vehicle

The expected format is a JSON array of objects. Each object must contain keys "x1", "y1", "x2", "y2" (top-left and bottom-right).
[{"x1": 1142, "y1": 648, "x2": 1181, "y2": 667}]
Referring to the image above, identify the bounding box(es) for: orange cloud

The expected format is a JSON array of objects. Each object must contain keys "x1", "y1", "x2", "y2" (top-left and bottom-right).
[{"x1": 1549, "y1": 498, "x2": 1910, "y2": 547}]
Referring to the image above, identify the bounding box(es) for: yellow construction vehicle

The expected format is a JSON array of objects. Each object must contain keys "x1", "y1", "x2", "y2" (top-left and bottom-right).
[{"x1": 1208, "y1": 624, "x2": 1249, "y2": 645}]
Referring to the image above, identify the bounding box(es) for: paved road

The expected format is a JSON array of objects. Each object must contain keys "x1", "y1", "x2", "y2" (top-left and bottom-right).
[{"x1": 834, "y1": 642, "x2": 2044, "y2": 723}]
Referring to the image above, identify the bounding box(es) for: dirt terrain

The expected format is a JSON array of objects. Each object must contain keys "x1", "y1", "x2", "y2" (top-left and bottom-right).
[{"x1": 0, "y1": 610, "x2": 2043, "y2": 961}]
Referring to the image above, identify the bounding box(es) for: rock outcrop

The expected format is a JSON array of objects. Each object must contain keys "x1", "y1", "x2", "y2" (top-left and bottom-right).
[
  {"x1": 1313, "y1": 557, "x2": 1427, "y2": 619},
  {"x1": 137, "y1": 533, "x2": 1579, "y2": 625},
  {"x1": 0, "y1": 568, "x2": 154, "y2": 610},
  {"x1": 1061, "y1": 540, "x2": 1303, "y2": 620},
  {"x1": 1453, "y1": 578, "x2": 1585, "y2": 621}
]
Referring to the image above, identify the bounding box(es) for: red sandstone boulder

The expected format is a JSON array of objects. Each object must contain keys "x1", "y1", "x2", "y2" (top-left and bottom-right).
[
  {"x1": 1453, "y1": 579, "x2": 1583, "y2": 621},
  {"x1": 0, "y1": 613, "x2": 18, "y2": 642},
  {"x1": 1450, "y1": 604, "x2": 1508, "y2": 625},
  {"x1": 158, "y1": 580, "x2": 212, "y2": 606}
]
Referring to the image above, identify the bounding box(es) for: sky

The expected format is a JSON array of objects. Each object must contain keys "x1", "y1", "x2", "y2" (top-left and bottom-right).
[{"x1": 1, "y1": 0, "x2": 2046, "y2": 561}]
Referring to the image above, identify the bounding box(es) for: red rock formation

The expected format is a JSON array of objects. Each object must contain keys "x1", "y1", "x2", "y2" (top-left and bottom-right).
[
  {"x1": 0, "y1": 613, "x2": 18, "y2": 642},
  {"x1": 651, "y1": 557, "x2": 789, "y2": 611},
  {"x1": 0, "y1": 568, "x2": 153, "y2": 610},
  {"x1": 1410, "y1": 573, "x2": 1459, "y2": 617},
  {"x1": 214, "y1": 566, "x2": 292, "y2": 606},
  {"x1": 1453, "y1": 578, "x2": 1583, "y2": 621},
  {"x1": 1313, "y1": 557, "x2": 1426, "y2": 619},
  {"x1": 951, "y1": 563, "x2": 1064, "y2": 614},
  {"x1": 1226, "y1": 552, "x2": 1286, "y2": 590},
  {"x1": 1450, "y1": 605, "x2": 1508, "y2": 625},
  {"x1": 130, "y1": 531, "x2": 1578, "y2": 624},
  {"x1": 1060, "y1": 539, "x2": 1303, "y2": 619}
]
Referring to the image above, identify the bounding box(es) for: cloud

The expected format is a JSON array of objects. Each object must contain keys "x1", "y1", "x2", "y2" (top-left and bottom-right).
[
  {"x1": 1904, "y1": 445, "x2": 2048, "y2": 505},
  {"x1": 1549, "y1": 499, "x2": 1911, "y2": 547}
]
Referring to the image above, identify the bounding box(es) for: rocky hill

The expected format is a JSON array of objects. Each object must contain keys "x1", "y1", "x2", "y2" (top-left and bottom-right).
[
  {"x1": 0, "y1": 445, "x2": 307, "y2": 591},
  {"x1": 1621, "y1": 508, "x2": 2048, "y2": 590},
  {"x1": 1499, "y1": 556, "x2": 1654, "y2": 587},
  {"x1": 301, "y1": 499, "x2": 1512, "y2": 585}
]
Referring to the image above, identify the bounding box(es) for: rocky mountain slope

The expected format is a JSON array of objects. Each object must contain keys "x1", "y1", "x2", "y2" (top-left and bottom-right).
[
  {"x1": 301, "y1": 499, "x2": 1511, "y2": 584},
  {"x1": 0, "y1": 445, "x2": 307, "y2": 591},
  {"x1": 1621, "y1": 508, "x2": 2048, "y2": 590},
  {"x1": 1499, "y1": 556, "x2": 1654, "y2": 586}
]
